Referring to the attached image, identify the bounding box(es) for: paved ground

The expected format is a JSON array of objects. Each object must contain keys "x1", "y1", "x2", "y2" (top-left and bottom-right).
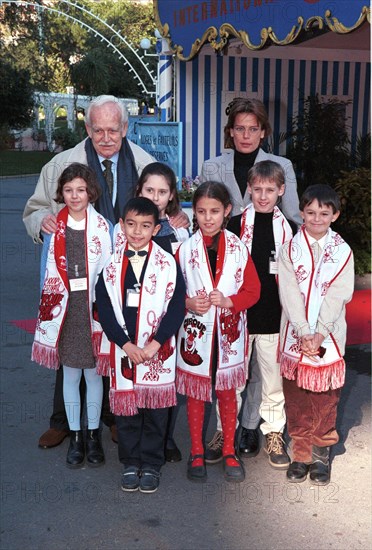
[{"x1": 0, "y1": 175, "x2": 371, "y2": 550}]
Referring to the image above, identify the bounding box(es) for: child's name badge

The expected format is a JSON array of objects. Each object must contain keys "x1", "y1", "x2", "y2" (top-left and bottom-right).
[
  {"x1": 127, "y1": 288, "x2": 140, "y2": 308},
  {"x1": 171, "y1": 241, "x2": 182, "y2": 255},
  {"x1": 70, "y1": 278, "x2": 87, "y2": 291},
  {"x1": 269, "y1": 259, "x2": 278, "y2": 275},
  {"x1": 269, "y1": 250, "x2": 278, "y2": 275}
]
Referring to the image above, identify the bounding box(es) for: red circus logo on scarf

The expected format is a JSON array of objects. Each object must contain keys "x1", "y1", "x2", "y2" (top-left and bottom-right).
[
  {"x1": 142, "y1": 339, "x2": 174, "y2": 382},
  {"x1": 180, "y1": 317, "x2": 206, "y2": 366},
  {"x1": 220, "y1": 309, "x2": 240, "y2": 344},
  {"x1": 37, "y1": 291, "x2": 64, "y2": 324},
  {"x1": 295, "y1": 265, "x2": 308, "y2": 284}
]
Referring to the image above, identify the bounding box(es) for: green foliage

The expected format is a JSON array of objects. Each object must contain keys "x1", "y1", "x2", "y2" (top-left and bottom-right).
[
  {"x1": 0, "y1": 59, "x2": 35, "y2": 130},
  {"x1": 92, "y1": 0, "x2": 156, "y2": 47},
  {"x1": 334, "y1": 167, "x2": 371, "y2": 274},
  {"x1": 1, "y1": 0, "x2": 157, "y2": 100},
  {"x1": 352, "y1": 249, "x2": 371, "y2": 276},
  {"x1": 350, "y1": 133, "x2": 371, "y2": 169},
  {"x1": 286, "y1": 94, "x2": 351, "y2": 196},
  {"x1": 1, "y1": 4, "x2": 73, "y2": 92},
  {"x1": 53, "y1": 127, "x2": 84, "y2": 151},
  {"x1": 0, "y1": 126, "x2": 15, "y2": 151},
  {"x1": 71, "y1": 49, "x2": 111, "y2": 96}
]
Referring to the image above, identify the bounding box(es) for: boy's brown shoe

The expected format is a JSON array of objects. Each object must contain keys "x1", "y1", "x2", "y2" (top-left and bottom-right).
[{"x1": 265, "y1": 432, "x2": 290, "y2": 469}]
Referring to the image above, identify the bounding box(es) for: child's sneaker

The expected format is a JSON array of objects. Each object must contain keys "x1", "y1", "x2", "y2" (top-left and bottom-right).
[
  {"x1": 121, "y1": 466, "x2": 140, "y2": 492},
  {"x1": 139, "y1": 468, "x2": 161, "y2": 493},
  {"x1": 265, "y1": 432, "x2": 290, "y2": 469},
  {"x1": 204, "y1": 430, "x2": 224, "y2": 464}
]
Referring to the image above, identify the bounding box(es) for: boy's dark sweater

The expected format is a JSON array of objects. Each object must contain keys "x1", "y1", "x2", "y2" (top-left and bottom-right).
[
  {"x1": 227, "y1": 212, "x2": 281, "y2": 334},
  {"x1": 96, "y1": 252, "x2": 185, "y2": 348}
]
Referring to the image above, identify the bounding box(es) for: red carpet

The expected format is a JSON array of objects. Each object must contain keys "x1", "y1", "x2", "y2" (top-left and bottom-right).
[
  {"x1": 10, "y1": 290, "x2": 371, "y2": 346},
  {"x1": 10, "y1": 319, "x2": 37, "y2": 334},
  {"x1": 345, "y1": 289, "x2": 371, "y2": 346}
]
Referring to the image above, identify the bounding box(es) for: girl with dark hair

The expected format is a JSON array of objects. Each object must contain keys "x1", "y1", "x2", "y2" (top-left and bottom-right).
[
  {"x1": 176, "y1": 181, "x2": 261, "y2": 483},
  {"x1": 32, "y1": 163, "x2": 112, "y2": 469},
  {"x1": 136, "y1": 162, "x2": 189, "y2": 255}
]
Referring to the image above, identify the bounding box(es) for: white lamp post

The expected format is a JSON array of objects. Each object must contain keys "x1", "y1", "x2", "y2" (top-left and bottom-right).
[{"x1": 140, "y1": 31, "x2": 173, "y2": 122}]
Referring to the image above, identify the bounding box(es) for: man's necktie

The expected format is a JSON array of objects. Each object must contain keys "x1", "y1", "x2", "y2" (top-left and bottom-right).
[{"x1": 102, "y1": 159, "x2": 114, "y2": 199}]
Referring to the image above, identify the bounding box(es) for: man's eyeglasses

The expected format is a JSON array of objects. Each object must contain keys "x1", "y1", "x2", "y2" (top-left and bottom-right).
[{"x1": 90, "y1": 127, "x2": 122, "y2": 138}]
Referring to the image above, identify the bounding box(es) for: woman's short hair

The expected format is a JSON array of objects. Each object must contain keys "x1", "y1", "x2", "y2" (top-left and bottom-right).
[{"x1": 224, "y1": 98, "x2": 272, "y2": 149}]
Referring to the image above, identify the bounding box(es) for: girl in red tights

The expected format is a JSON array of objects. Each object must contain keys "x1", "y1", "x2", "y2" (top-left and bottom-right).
[{"x1": 176, "y1": 182, "x2": 260, "y2": 482}]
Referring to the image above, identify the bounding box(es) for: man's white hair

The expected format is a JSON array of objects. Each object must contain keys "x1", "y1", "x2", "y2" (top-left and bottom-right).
[{"x1": 85, "y1": 95, "x2": 128, "y2": 126}]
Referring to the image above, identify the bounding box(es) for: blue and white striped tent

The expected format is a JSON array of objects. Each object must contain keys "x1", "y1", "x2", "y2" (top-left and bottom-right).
[
  {"x1": 176, "y1": 32, "x2": 370, "y2": 178},
  {"x1": 155, "y1": 0, "x2": 370, "y2": 178}
]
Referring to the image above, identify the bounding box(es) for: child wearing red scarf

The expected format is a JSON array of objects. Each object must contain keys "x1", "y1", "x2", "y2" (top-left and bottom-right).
[{"x1": 176, "y1": 181, "x2": 260, "y2": 483}]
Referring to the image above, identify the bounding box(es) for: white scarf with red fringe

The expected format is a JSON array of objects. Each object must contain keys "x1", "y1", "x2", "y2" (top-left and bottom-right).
[
  {"x1": 280, "y1": 227, "x2": 352, "y2": 392},
  {"x1": 32, "y1": 204, "x2": 112, "y2": 369},
  {"x1": 98, "y1": 227, "x2": 178, "y2": 416},
  {"x1": 176, "y1": 229, "x2": 248, "y2": 402},
  {"x1": 240, "y1": 204, "x2": 293, "y2": 255}
]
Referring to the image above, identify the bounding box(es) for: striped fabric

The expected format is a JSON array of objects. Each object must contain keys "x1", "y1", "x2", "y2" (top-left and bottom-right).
[{"x1": 177, "y1": 43, "x2": 370, "y2": 178}]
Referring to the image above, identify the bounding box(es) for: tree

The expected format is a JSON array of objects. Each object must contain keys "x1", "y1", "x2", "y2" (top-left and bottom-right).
[
  {"x1": 1, "y1": 0, "x2": 157, "y2": 99},
  {"x1": 0, "y1": 59, "x2": 34, "y2": 129},
  {"x1": 71, "y1": 49, "x2": 111, "y2": 97},
  {"x1": 286, "y1": 94, "x2": 351, "y2": 195}
]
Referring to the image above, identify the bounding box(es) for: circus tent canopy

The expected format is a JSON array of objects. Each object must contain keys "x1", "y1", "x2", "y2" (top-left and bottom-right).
[{"x1": 154, "y1": 1, "x2": 370, "y2": 60}]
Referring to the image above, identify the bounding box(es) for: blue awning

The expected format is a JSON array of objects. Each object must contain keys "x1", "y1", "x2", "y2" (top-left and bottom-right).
[{"x1": 154, "y1": 0, "x2": 370, "y2": 60}]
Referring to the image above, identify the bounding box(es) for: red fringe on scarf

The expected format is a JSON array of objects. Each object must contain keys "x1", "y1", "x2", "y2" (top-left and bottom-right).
[
  {"x1": 110, "y1": 385, "x2": 176, "y2": 416},
  {"x1": 280, "y1": 355, "x2": 345, "y2": 392},
  {"x1": 92, "y1": 332, "x2": 102, "y2": 359},
  {"x1": 176, "y1": 369, "x2": 212, "y2": 402},
  {"x1": 96, "y1": 354, "x2": 111, "y2": 376},
  {"x1": 215, "y1": 364, "x2": 246, "y2": 392},
  {"x1": 92, "y1": 332, "x2": 111, "y2": 375},
  {"x1": 31, "y1": 342, "x2": 60, "y2": 370},
  {"x1": 135, "y1": 383, "x2": 176, "y2": 409},
  {"x1": 110, "y1": 389, "x2": 138, "y2": 416}
]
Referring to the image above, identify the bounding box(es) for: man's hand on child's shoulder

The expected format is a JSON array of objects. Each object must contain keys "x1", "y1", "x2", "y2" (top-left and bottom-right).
[
  {"x1": 170, "y1": 210, "x2": 190, "y2": 229},
  {"x1": 41, "y1": 214, "x2": 58, "y2": 234}
]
